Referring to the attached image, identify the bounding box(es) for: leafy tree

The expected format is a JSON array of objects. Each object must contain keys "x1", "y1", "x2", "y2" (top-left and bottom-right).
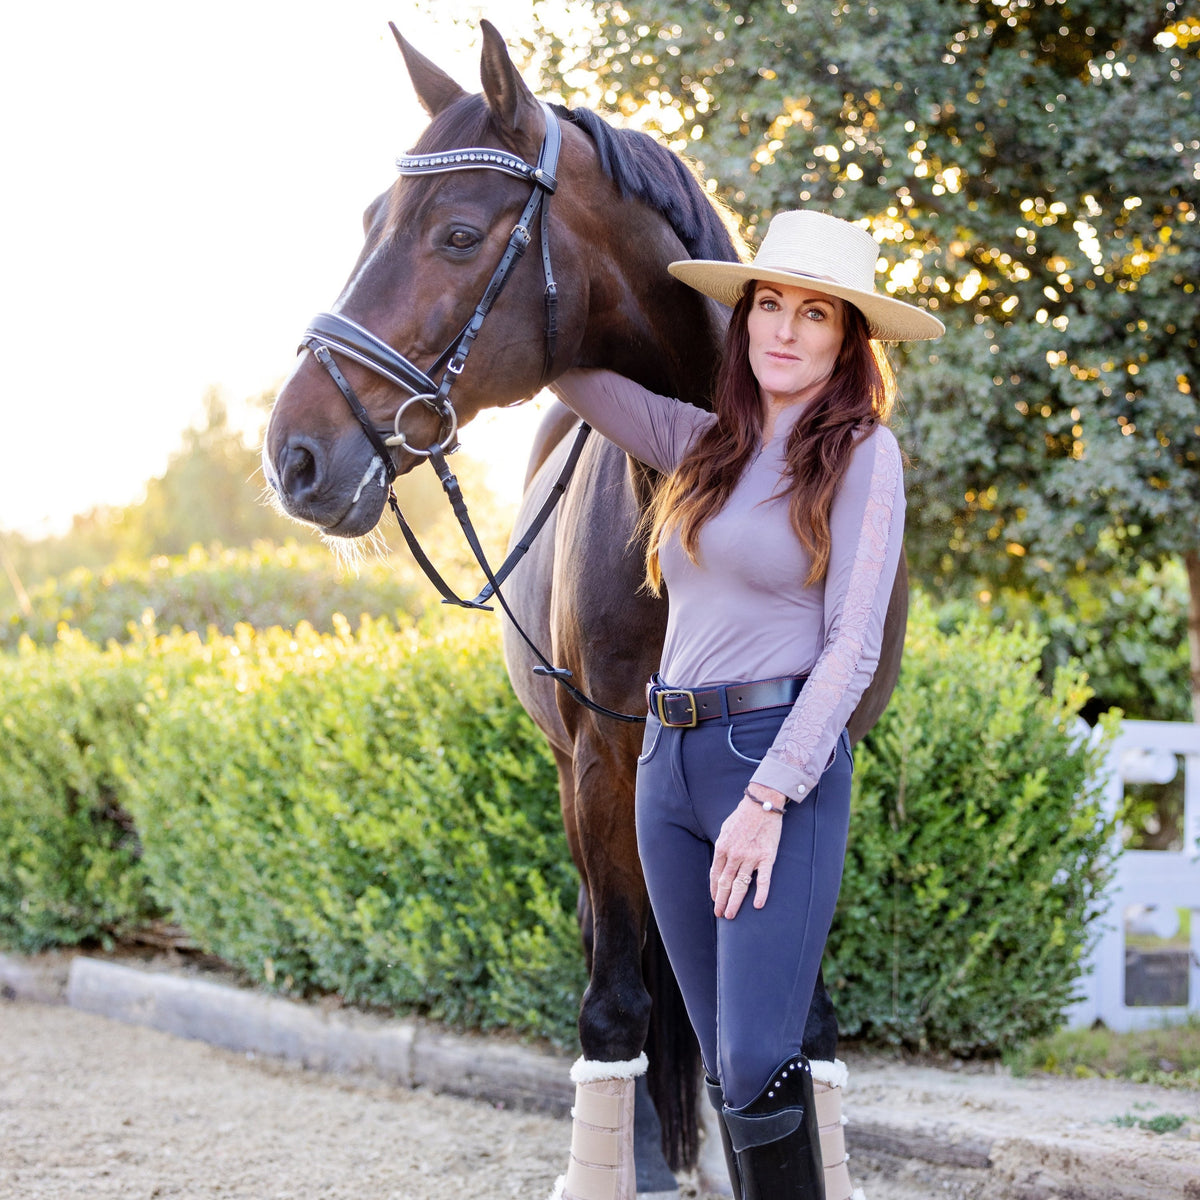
[
  {"x1": 0, "y1": 389, "x2": 465, "y2": 602},
  {"x1": 0, "y1": 390, "x2": 296, "y2": 589},
  {"x1": 131, "y1": 389, "x2": 290, "y2": 558},
  {"x1": 933, "y1": 561, "x2": 1192, "y2": 723},
  {"x1": 530, "y1": 0, "x2": 1200, "y2": 714}
]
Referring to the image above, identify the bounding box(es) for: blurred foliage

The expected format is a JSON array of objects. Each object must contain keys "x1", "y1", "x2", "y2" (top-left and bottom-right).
[
  {"x1": 939, "y1": 559, "x2": 1192, "y2": 851},
  {"x1": 525, "y1": 0, "x2": 1200, "y2": 714},
  {"x1": 933, "y1": 559, "x2": 1191, "y2": 723},
  {"x1": 0, "y1": 542, "x2": 426, "y2": 651},
  {"x1": 1006, "y1": 1014, "x2": 1200, "y2": 1089},
  {"x1": 0, "y1": 631, "x2": 163, "y2": 949},
  {"x1": 118, "y1": 612, "x2": 582, "y2": 1043},
  {"x1": 0, "y1": 386, "x2": 521, "y2": 650},
  {"x1": 0, "y1": 388, "x2": 462, "y2": 605},
  {"x1": 0, "y1": 612, "x2": 585, "y2": 1044},
  {"x1": 830, "y1": 594, "x2": 1118, "y2": 1054}
]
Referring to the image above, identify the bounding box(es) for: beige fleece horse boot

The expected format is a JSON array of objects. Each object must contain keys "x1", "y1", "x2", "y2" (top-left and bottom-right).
[
  {"x1": 809, "y1": 1060, "x2": 865, "y2": 1200},
  {"x1": 550, "y1": 1054, "x2": 647, "y2": 1200}
]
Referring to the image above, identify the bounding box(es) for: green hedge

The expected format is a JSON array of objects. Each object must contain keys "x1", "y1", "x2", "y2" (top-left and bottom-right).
[
  {"x1": 828, "y1": 596, "x2": 1117, "y2": 1053},
  {"x1": 0, "y1": 632, "x2": 163, "y2": 949},
  {"x1": 117, "y1": 614, "x2": 584, "y2": 1045},
  {"x1": 0, "y1": 600, "x2": 1117, "y2": 1053}
]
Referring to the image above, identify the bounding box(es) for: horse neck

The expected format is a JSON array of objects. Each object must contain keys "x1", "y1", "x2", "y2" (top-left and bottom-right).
[
  {"x1": 601, "y1": 295, "x2": 725, "y2": 411},
  {"x1": 576, "y1": 212, "x2": 728, "y2": 409}
]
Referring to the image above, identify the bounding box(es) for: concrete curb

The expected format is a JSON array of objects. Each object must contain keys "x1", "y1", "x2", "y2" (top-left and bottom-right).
[
  {"x1": 0, "y1": 950, "x2": 70, "y2": 1005},
  {"x1": 846, "y1": 1120, "x2": 992, "y2": 1171},
  {"x1": 5, "y1": 951, "x2": 1198, "y2": 1199},
  {"x1": 830, "y1": 1059, "x2": 1200, "y2": 1200},
  {"x1": 42, "y1": 954, "x2": 575, "y2": 1116}
]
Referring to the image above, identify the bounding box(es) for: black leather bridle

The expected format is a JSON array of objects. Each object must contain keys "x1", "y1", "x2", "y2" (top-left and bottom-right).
[
  {"x1": 292, "y1": 102, "x2": 643, "y2": 723},
  {"x1": 300, "y1": 99, "x2": 563, "y2": 470}
]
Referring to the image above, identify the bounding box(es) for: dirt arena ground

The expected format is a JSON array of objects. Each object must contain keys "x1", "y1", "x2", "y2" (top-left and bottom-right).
[{"x1": 0, "y1": 999, "x2": 1001, "y2": 1200}]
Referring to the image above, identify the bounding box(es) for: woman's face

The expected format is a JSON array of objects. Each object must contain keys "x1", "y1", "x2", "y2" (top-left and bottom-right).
[{"x1": 746, "y1": 282, "x2": 846, "y2": 409}]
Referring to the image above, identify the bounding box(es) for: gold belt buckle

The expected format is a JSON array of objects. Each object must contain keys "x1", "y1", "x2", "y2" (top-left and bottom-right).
[{"x1": 655, "y1": 688, "x2": 698, "y2": 728}]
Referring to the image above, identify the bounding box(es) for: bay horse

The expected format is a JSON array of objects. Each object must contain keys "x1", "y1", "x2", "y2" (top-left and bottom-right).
[{"x1": 262, "y1": 20, "x2": 906, "y2": 1196}]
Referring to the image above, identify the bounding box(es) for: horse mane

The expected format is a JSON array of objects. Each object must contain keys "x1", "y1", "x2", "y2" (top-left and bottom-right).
[
  {"x1": 552, "y1": 104, "x2": 740, "y2": 265},
  {"x1": 390, "y1": 94, "x2": 740, "y2": 266}
]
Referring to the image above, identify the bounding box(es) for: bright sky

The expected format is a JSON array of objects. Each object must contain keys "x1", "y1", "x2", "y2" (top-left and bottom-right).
[{"x1": 0, "y1": 1, "x2": 567, "y2": 539}]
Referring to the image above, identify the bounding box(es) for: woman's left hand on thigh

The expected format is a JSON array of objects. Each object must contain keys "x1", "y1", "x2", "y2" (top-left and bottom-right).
[{"x1": 710, "y1": 793, "x2": 785, "y2": 918}]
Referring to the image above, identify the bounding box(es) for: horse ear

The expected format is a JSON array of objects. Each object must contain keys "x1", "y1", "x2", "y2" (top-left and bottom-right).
[
  {"x1": 478, "y1": 19, "x2": 540, "y2": 139},
  {"x1": 390, "y1": 21, "x2": 468, "y2": 116}
]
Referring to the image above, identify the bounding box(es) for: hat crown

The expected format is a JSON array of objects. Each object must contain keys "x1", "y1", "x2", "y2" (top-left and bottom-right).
[
  {"x1": 753, "y1": 211, "x2": 880, "y2": 294},
  {"x1": 665, "y1": 207, "x2": 944, "y2": 341}
]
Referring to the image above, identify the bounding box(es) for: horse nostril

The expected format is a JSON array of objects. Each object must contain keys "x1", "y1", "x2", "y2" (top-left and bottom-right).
[{"x1": 280, "y1": 436, "x2": 323, "y2": 504}]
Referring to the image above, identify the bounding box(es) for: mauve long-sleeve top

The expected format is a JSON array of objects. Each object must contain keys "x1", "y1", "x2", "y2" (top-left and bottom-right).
[{"x1": 549, "y1": 368, "x2": 906, "y2": 804}]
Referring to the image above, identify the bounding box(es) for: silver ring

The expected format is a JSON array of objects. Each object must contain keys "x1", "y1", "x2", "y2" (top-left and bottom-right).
[
  {"x1": 384, "y1": 393, "x2": 458, "y2": 457},
  {"x1": 736, "y1": 874, "x2": 752, "y2": 886}
]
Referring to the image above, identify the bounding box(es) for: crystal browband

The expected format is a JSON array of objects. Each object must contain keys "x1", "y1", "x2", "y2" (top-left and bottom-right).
[{"x1": 397, "y1": 148, "x2": 558, "y2": 191}]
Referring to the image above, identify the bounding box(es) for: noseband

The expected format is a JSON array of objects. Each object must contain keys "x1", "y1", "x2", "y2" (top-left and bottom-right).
[{"x1": 298, "y1": 100, "x2": 562, "y2": 475}]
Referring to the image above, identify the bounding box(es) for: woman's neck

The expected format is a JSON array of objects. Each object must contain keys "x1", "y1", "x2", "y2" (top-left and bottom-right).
[{"x1": 760, "y1": 394, "x2": 809, "y2": 444}]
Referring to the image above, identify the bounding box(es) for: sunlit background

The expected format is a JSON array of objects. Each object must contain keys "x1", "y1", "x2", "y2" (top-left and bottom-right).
[
  {"x1": 2, "y1": 0, "x2": 1196, "y2": 1095},
  {"x1": 0, "y1": 1, "x2": 582, "y2": 539}
]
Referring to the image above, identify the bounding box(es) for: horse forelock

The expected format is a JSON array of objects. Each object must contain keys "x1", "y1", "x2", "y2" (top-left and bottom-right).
[
  {"x1": 557, "y1": 105, "x2": 741, "y2": 265},
  {"x1": 410, "y1": 92, "x2": 496, "y2": 155},
  {"x1": 384, "y1": 95, "x2": 499, "y2": 235}
]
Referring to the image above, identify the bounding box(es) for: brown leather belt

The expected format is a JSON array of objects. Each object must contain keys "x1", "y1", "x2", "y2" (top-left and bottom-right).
[{"x1": 646, "y1": 675, "x2": 808, "y2": 728}]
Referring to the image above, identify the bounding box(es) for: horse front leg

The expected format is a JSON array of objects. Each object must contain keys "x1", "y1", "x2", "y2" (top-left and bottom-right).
[
  {"x1": 575, "y1": 886, "x2": 682, "y2": 1198},
  {"x1": 552, "y1": 723, "x2": 680, "y2": 1200},
  {"x1": 549, "y1": 736, "x2": 652, "y2": 1065}
]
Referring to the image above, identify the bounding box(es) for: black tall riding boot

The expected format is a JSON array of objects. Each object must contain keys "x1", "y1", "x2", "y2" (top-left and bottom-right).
[
  {"x1": 704, "y1": 1074, "x2": 743, "y2": 1200},
  {"x1": 721, "y1": 1056, "x2": 826, "y2": 1200}
]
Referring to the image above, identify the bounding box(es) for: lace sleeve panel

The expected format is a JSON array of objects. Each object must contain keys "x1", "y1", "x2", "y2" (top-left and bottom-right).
[
  {"x1": 751, "y1": 427, "x2": 906, "y2": 801},
  {"x1": 549, "y1": 369, "x2": 712, "y2": 472}
]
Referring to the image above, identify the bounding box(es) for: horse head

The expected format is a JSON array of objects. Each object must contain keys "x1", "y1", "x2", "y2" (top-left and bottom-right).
[{"x1": 263, "y1": 20, "x2": 732, "y2": 538}]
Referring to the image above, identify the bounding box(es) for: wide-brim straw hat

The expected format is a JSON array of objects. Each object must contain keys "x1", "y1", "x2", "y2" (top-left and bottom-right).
[{"x1": 668, "y1": 210, "x2": 945, "y2": 341}]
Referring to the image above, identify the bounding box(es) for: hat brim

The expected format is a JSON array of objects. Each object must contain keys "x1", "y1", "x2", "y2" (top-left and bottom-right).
[{"x1": 667, "y1": 260, "x2": 945, "y2": 342}]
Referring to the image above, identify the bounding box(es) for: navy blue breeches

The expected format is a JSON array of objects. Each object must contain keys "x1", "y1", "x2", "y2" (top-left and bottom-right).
[{"x1": 634, "y1": 703, "x2": 852, "y2": 1109}]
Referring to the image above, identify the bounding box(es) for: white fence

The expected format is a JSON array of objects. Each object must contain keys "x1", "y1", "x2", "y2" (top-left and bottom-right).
[{"x1": 1068, "y1": 719, "x2": 1200, "y2": 1031}]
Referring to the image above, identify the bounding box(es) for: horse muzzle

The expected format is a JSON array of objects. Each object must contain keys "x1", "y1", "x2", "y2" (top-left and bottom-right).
[{"x1": 264, "y1": 430, "x2": 392, "y2": 537}]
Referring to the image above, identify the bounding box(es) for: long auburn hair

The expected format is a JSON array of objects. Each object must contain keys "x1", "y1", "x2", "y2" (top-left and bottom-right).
[{"x1": 644, "y1": 285, "x2": 897, "y2": 593}]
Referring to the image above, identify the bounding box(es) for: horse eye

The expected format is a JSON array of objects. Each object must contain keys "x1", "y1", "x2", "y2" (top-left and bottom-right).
[{"x1": 447, "y1": 229, "x2": 480, "y2": 251}]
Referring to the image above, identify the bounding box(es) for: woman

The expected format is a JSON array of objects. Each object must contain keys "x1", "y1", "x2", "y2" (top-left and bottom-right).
[{"x1": 550, "y1": 211, "x2": 943, "y2": 1200}]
